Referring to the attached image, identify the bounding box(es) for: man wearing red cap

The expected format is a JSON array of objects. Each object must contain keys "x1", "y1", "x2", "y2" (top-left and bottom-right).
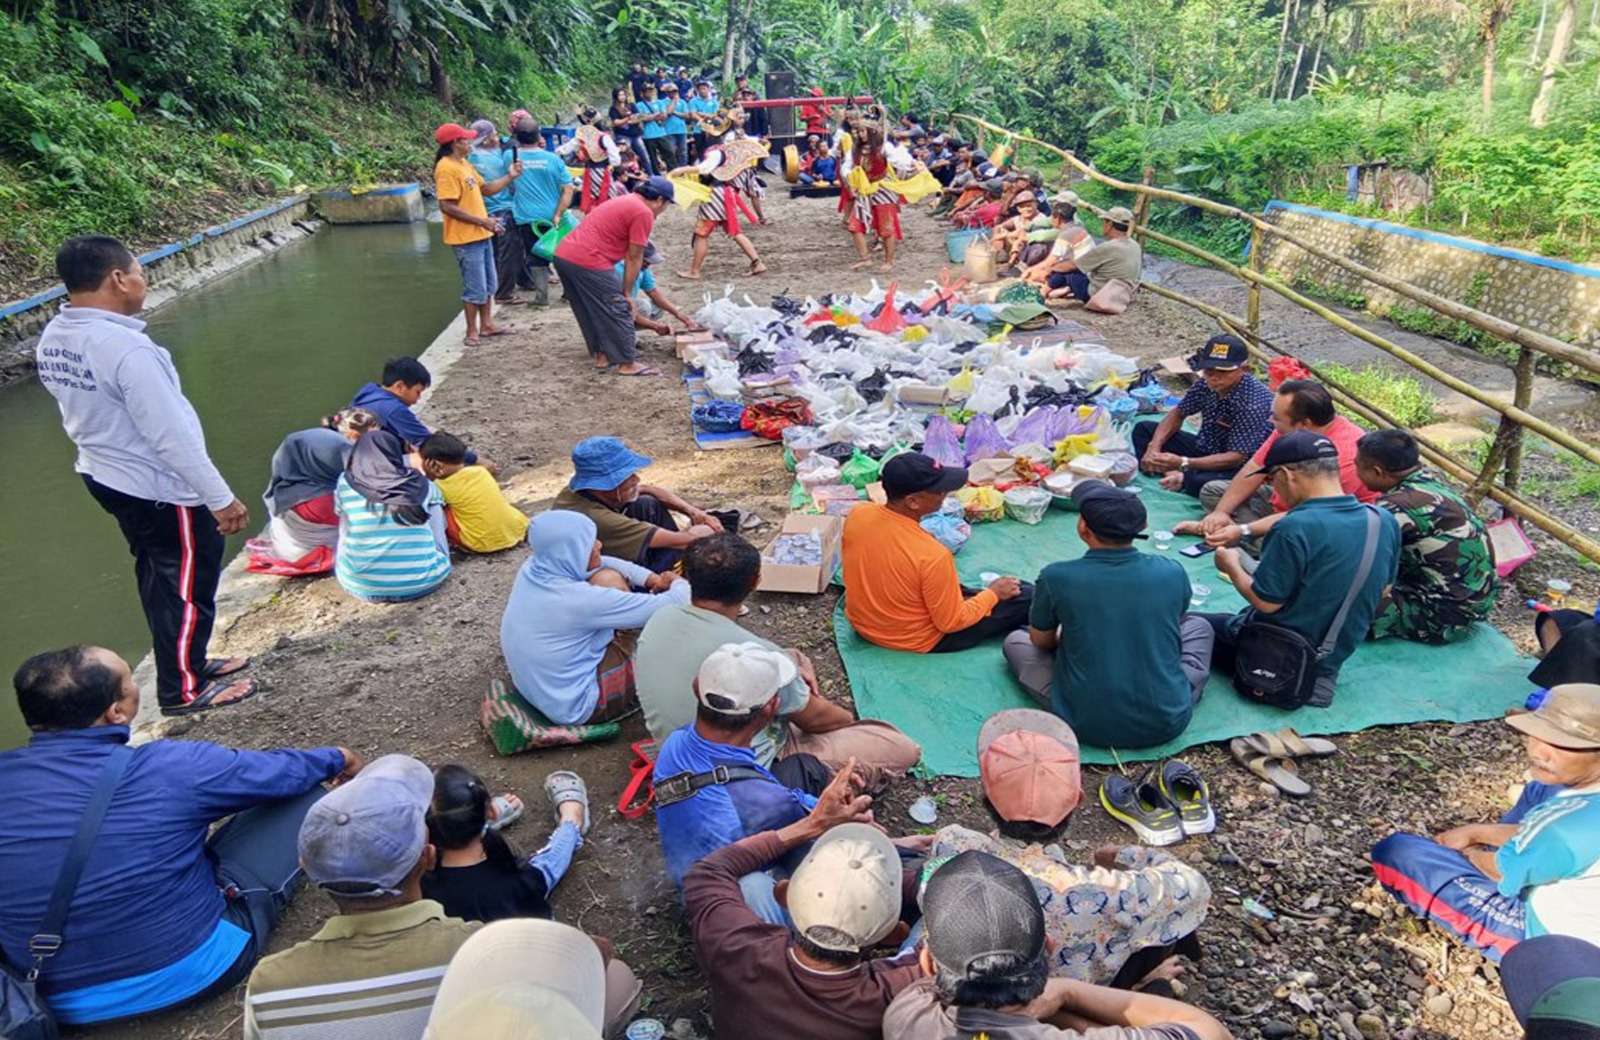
[{"x1": 433, "y1": 123, "x2": 522, "y2": 347}]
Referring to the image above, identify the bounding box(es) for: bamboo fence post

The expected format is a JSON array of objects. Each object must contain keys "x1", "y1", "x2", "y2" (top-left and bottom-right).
[
  {"x1": 1132, "y1": 167, "x2": 1155, "y2": 244},
  {"x1": 1505, "y1": 345, "x2": 1536, "y2": 489},
  {"x1": 1247, "y1": 224, "x2": 1263, "y2": 338}
]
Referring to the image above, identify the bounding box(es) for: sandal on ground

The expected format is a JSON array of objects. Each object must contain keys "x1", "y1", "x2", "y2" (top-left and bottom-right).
[
  {"x1": 487, "y1": 793, "x2": 525, "y2": 831},
  {"x1": 614, "y1": 365, "x2": 662, "y2": 377},
  {"x1": 480, "y1": 327, "x2": 512, "y2": 338},
  {"x1": 544, "y1": 770, "x2": 592, "y2": 835},
  {"x1": 202, "y1": 656, "x2": 251, "y2": 680},
  {"x1": 1229, "y1": 738, "x2": 1311, "y2": 797},
  {"x1": 463, "y1": 336, "x2": 481, "y2": 347},
  {"x1": 160, "y1": 676, "x2": 258, "y2": 717},
  {"x1": 1242, "y1": 728, "x2": 1339, "y2": 760}
]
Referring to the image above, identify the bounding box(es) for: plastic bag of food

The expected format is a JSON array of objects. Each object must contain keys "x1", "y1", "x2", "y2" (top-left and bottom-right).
[
  {"x1": 1052, "y1": 433, "x2": 1101, "y2": 465},
  {"x1": 795, "y1": 454, "x2": 842, "y2": 487},
  {"x1": 963, "y1": 414, "x2": 1010, "y2": 463},
  {"x1": 1003, "y1": 486, "x2": 1052, "y2": 525},
  {"x1": 1104, "y1": 451, "x2": 1140, "y2": 486},
  {"x1": 956, "y1": 485, "x2": 1005, "y2": 523},
  {"x1": 1009, "y1": 406, "x2": 1058, "y2": 446},
  {"x1": 920, "y1": 511, "x2": 972, "y2": 554},
  {"x1": 840, "y1": 449, "x2": 883, "y2": 490},
  {"x1": 946, "y1": 365, "x2": 975, "y2": 397},
  {"x1": 923, "y1": 416, "x2": 965, "y2": 468}
]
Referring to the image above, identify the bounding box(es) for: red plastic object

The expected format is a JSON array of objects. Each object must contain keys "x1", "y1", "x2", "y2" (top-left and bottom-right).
[
  {"x1": 865, "y1": 283, "x2": 907, "y2": 334},
  {"x1": 918, "y1": 269, "x2": 969, "y2": 313},
  {"x1": 1267, "y1": 356, "x2": 1313, "y2": 388}
]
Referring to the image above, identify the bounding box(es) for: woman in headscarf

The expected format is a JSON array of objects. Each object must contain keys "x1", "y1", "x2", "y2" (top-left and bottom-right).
[
  {"x1": 332, "y1": 428, "x2": 452, "y2": 602},
  {"x1": 498, "y1": 510, "x2": 688, "y2": 726},
  {"x1": 246, "y1": 409, "x2": 381, "y2": 576}
]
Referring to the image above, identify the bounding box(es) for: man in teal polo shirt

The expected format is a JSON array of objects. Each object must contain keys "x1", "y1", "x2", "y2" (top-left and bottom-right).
[
  {"x1": 509, "y1": 118, "x2": 574, "y2": 306},
  {"x1": 685, "y1": 80, "x2": 719, "y2": 161},
  {"x1": 1203, "y1": 430, "x2": 1400, "y2": 707},
  {"x1": 1004, "y1": 481, "x2": 1215, "y2": 747}
]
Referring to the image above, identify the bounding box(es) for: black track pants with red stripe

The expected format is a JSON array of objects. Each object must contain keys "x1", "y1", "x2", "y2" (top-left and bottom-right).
[{"x1": 84, "y1": 476, "x2": 225, "y2": 707}]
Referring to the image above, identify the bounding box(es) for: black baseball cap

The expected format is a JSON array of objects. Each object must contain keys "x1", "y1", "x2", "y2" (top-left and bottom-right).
[
  {"x1": 1192, "y1": 333, "x2": 1249, "y2": 370},
  {"x1": 881, "y1": 453, "x2": 968, "y2": 499},
  {"x1": 922, "y1": 851, "x2": 1045, "y2": 979},
  {"x1": 1071, "y1": 480, "x2": 1148, "y2": 540},
  {"x1": 1262, "y1": 431, "x2": 1339, "y2": 471}
]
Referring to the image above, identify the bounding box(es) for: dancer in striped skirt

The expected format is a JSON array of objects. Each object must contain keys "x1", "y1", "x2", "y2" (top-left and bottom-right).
[{"x1": 670, "y1": 110, "x2": 769, "y2": 280}]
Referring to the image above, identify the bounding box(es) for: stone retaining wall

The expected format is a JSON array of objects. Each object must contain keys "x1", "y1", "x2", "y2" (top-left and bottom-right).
[
  {"x1": 1258, "y1": 201, "x2": 1600, "y2": 353},
  {"x1": 0, "y1": 195, "x2": 317, "y2": 384}
]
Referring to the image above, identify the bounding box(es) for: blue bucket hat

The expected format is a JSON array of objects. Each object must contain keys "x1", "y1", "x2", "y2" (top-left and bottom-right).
[{"x1": 570, "y1": 436, "x2": 652, "y2": 491}]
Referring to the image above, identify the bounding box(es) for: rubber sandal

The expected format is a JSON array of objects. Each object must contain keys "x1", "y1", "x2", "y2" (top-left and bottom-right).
[
  {"x1": 160, "y1": 677, "x2": 258, "y2": 717},
  {"x1": 463, "y1": 336, "x2": 481, "y2": 347},
  {"x1": 202, "y1": 656, "x2": 251, "y2": 680},
  {"x1": 1242, "y1": 728, "x2": 1338, "y2": 760},
  {"x1": 480, "y1": 327, "x2": 513, "y2": 338},
  {"x1": 614, "y1": 366, "x2": 662, "y2": 377},
  {"x1": 544, "y1": 770, "x2": 592, "y2": 835},
  {"x1": 1229, "y1": 738, "x2": 1311, "y2": 797},
  {"x1": 487, "y1": 793, "x2": 524, "y2": 831}
]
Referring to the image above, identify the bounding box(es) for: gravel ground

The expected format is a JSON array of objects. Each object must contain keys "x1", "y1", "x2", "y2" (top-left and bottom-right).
[{"x1": 88, "y1": 190, "x2": 1586, "y2": 1040}]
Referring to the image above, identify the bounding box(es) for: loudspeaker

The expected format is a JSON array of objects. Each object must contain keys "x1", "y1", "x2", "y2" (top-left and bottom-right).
[{"x1": 765, "y1": 71, "x2": 796, "y2": 138}]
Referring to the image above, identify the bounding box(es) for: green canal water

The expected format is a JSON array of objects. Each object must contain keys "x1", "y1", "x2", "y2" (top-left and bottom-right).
[{"x1": 0, "y1": 222, "x2": 462, "y2": 748}]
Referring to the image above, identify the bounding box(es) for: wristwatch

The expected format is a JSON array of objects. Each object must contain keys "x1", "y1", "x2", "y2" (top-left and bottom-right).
[
  {"x1": 1179, "y1": 458, "x2": 1190, "y2": 471},
  {"x1": 1238, "y1": 522, "x2": 1253, "y2": 540}
]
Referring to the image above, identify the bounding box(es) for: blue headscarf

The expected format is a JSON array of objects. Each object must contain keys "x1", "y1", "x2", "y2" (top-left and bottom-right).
[{"x1": 521, "y1": 510, "x2": 599, "y2": 587}]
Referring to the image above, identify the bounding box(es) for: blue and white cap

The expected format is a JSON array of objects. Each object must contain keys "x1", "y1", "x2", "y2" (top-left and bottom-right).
[{"x1": 298, "y1": 754, "x2": 434, "y2": 898}]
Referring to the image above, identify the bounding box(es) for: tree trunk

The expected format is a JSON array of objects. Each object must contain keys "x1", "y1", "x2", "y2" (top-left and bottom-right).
[
  {"x1": 423, "y1": 37, "x2": 451, "y2": 108},
  {"x1": 1480, "y1": 22, "x2": 1497, "y2": 118},
  {"x1": 1269, "y1": 0, "x2": 1296, "y2": 100},
  {"x1": 1529, "y1": 0, "x2": 1577, "y2": 126},
  {"x1": 1529, "y1": 0, "x2": 1549, "y2": 63},
  {"x1": 1287, "y1": 40, "x2": 1307, "y2": 99},
  {"x1": 721, "y1": 0, "x2": 740, "y2": 83}
]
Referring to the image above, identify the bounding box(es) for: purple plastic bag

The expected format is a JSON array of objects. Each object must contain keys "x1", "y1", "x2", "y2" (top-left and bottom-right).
[
  {"x1": 1054, "y1": 404, "x2": 1109, "y2": 439},
  {"x1": 923, "y1": 415, "x2": 965, "y2": 468},
  {"x1": 963, "y1": 414, "x2": 1010, "y2": 463},
  {"x1": 1009, "y1": 406, "x2": 1058, "y2": 447}
]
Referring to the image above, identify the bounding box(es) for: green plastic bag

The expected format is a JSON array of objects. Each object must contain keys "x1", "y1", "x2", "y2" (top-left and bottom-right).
[
  {"x1": 783, "y1": 447, "x2": 797, "y2": 472},
  {"x1": 879, "y1": 441, "x2": 913, "y2": 465},
  {"x1": 532, "y1": 210, "x2": 580, "y2": 260},
  {"x1": 790, "y1": 481, "x2": 811, "y2": 509},
  {"x1": 840, "y1": 448, "x2": 882, "y2": 490}
]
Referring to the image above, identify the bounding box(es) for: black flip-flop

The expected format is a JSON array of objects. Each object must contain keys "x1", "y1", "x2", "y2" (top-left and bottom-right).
[
  {"x1": 160, "y1": 677, "x2": 258, "y2": 717},
  {"x1": 202, "y1": 657, "x2": 252, "y2": 681}
]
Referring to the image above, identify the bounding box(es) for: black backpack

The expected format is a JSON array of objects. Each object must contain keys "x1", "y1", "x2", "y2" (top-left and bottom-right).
[{"x1": 1232, "y1": 506, "x2": 1381, "y2": 710}]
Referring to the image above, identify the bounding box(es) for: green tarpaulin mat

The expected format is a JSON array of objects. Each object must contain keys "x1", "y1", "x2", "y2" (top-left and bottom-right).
[{"x1": 834, "y1": 477, "x2": 1533, "y2": 775}]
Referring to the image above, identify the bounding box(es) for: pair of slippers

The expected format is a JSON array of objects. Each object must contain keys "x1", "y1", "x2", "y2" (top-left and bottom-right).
[
  {"x1": 159, "y1": 658, "x2": 256, "y2": 717},
  {"x1": 1100, "y1": 760, "x2": 1215, "y2": 847},
  {"x1": 1228, "y1": 728, "x2": 1338, "y2": 797},
  {"x1": 485, "y1": 770, "x2": 592, "y2": 836}
]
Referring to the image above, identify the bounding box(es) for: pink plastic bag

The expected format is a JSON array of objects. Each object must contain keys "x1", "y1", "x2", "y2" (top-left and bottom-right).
[{"x1": 923, "y1": 416, "x2": 965, "y2": 468}]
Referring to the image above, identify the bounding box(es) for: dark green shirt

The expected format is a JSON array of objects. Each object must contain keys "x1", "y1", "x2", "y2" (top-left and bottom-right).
[
  {"x1": 1031, "y1": 547, "x2": 1193, "y2": 747},
  {"x1": 1234, "y1": 495, "x2": 1401, "y2": 680}
]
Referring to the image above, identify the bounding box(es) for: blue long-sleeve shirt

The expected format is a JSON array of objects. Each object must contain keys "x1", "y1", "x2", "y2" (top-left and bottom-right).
[
  {"x1": 0, "y1": 725, "x2": 343, "y2": 996},
  {"x1": 348, "y1": 382, "x2": 477, "y2": 464}
]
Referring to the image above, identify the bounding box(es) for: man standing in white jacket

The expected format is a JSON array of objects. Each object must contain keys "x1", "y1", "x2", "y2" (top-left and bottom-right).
[{"x1": 36, "y1": 236, "x2": 256, "y2": 717}]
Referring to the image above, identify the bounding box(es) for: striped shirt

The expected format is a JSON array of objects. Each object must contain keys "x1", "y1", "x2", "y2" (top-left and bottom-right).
[
  {"x1": 244, "y1": 900, "x2": 480, "y2": 1040},
  {"x1": 333, "y1": 474, "x2": 451, "y2": 601}
]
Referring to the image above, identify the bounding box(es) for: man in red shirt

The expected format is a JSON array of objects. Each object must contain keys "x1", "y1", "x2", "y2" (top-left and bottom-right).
[
  {"x1": 552, "y1": 177, "x2": 674, "y2": 376},
  {"x1": 1177, "y1": 379, "x2": 1379, "y2": 554}
]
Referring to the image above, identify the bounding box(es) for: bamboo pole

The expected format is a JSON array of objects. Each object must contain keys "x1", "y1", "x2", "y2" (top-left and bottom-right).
[
  {"x1": 1138, "y1": 281, "x2": 1600, "y2": 564},
  {"x1": 952, "y1": 113, "x2": 1600, "y2": 377},
  {"x1": 1115, "y1": 210, "x2": 1600, "y2": 468},
  {"x1": 1247, "y1": 224, "x2": 1263, "y2": 338},
  {"x1": 1505, "y1": 346, "x2": 1536, "y2": 489}
]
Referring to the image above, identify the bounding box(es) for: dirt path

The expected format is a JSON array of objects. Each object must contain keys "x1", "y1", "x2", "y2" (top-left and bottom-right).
[{"x1": 104, "y1": 192, "x2": 1547, "y2": 1040}]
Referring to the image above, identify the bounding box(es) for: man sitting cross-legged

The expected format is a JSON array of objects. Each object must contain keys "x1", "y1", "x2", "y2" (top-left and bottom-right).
[
  {"x1": 883, "y1": 851, "x2": 1232, "y2": 1040},
  {"x1": 638, "y1": 532, "x2": 920, "y2": 788},
  {"x1": 842, "y1": 452, "x2": 1032, "y2": 654},
  {"x1": 684, "y1": 761, "x2": 932, "y2": 1040},
  {"x1": 552, "y1": 436, "x2": 722, "y2": 572}
]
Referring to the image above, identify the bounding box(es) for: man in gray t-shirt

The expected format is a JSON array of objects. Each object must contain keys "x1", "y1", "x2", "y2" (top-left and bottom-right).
[
  {"x1": 1045, "y1": 205, "x2": 1144, "y2": 304},
  {"x1": 636, "y1": 534, "x2": 920, "y2": 787},
  {"x1": 883, "y1": 852, "x2": 1231, "y2": 1040}
]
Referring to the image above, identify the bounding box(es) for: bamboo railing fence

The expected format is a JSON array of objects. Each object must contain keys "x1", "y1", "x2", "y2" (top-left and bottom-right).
[{"x1": 954, "y1": 113, "x2": 1600, "y2": 565}]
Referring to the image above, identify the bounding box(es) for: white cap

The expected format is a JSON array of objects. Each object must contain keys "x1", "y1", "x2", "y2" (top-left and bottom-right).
[
  {"x1": 787, "y1": 823, "x2": 903, "y2": 953},
  {"x1": 424, "y1": 920, "x2": 605, "y2": 1039},
  {"x1": 694, "y1": 642, "x2": 797, "y2": 714}
]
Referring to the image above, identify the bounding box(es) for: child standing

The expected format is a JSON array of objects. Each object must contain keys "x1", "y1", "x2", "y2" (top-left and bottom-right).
[
  {"x1": 423, "y1": 764, "x2": 592, "y2": 923},
  {"x1": 420, "y1": 432, "x2": 528, "y2": 553}
]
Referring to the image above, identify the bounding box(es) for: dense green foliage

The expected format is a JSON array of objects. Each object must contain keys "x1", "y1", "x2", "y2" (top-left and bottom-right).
[{"x1": 4, "y1": 0, "x2": 1599, "y2": 289}]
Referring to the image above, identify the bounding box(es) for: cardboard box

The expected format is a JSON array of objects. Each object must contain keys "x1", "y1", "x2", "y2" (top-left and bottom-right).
[{"x1": 757, "y1": 513, "x2": 844, "y2": 595}]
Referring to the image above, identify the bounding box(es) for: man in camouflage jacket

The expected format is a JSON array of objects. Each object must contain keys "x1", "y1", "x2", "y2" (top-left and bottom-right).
[{"x1": 1357, "y1": 429, "x2": 1498, "y2": 644}]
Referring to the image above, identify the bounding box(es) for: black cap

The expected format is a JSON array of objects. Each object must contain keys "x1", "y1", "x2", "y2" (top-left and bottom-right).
[
  {"x1": 881, "y1": 453, "x2": 968, "y2": 499},
  {"x1": 1191, "y1": 333, "x2": 1250, "y2": 370},
  {"x1": 923, "y1": 851, "x2": 1045, "y2": 979},
  {"x1": 1262, "y1": 430, "x2": 1339, "y2": 471},
  {"x1": 1071, "y1": 480, "x2": 1148, "y2": 541}
]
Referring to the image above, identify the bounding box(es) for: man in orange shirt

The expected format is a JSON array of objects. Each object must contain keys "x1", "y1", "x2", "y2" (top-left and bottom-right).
[
  {"x1": 433, "y1": 123, "x2": 522, "y2": 347},
  {"x1": 842, "y1": 453, "x2": 1031, "y2": 653}
]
